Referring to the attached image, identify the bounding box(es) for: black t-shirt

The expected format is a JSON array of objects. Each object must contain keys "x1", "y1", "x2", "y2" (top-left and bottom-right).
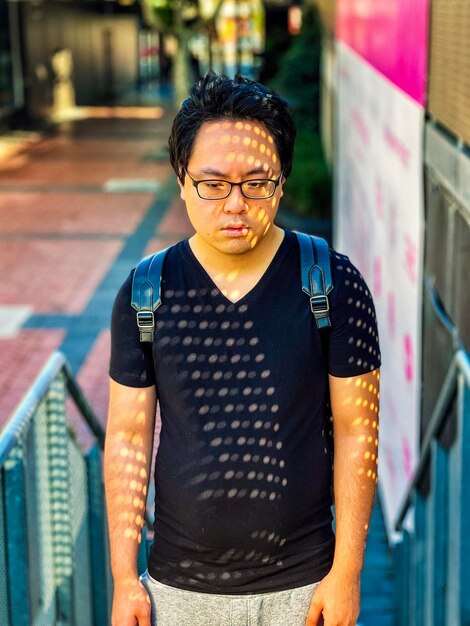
[{"x1": 110, "y1": 229, "x2": 381, "y2": 594}]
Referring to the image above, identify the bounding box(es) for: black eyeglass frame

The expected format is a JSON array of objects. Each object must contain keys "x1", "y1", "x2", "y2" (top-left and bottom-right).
[{"x1": 184, "y1": 170, "x2": 282, "y2": 200}]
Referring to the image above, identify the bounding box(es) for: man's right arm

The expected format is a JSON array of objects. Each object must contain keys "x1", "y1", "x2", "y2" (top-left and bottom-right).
[{"x1": 104, "y1": 378, "x2": 157, "y2": 626}]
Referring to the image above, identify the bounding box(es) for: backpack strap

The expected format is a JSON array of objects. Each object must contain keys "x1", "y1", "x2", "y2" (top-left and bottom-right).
[
  {"x1": 131, "y1": 234, "x2": 333, "y2": 341},
  {"x1": 294, "y1": 231, "x2": 333, "y2": 329},
  {"x1": 131, "y1": 247, "x2": 171, "y2": 342}
]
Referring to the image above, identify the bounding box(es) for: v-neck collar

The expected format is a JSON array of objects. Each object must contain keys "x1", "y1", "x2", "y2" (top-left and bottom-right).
[{"x1": 182, "y1": 230, "x2": 291, "y2": 306}]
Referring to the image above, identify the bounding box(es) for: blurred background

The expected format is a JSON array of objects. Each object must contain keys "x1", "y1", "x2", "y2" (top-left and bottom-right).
[{"x1": 0, "y1": 0, "x2": 469, "y2": 624}]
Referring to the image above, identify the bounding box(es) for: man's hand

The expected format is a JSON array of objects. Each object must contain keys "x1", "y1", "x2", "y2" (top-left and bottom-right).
[
  {"x1": 111, "y1": 578, "x2": 152, "y2": 626},
  {"x1": 306, "y1": 369, "x2": 380, "y2": 626},
  {"x1": 305, "y1": 570, "x2": 360, "y2": 626}
]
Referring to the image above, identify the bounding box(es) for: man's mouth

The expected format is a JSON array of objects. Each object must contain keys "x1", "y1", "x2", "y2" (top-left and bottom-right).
[{"x1": 221, "y1": 224, "x2": 250, "y2": 237}]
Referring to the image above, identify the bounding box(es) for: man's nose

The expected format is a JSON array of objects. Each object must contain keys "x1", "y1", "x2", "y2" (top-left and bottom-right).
[{"x1": 223, "y1": 185, "x2": 248, "y2": 212}]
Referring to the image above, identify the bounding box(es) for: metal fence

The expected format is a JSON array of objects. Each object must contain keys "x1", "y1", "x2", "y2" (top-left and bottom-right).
[
  {"x1": 0, "y1": 352, "x2": 112, "y2": 626},
  {"x1": 394, "y1": 279, "x2": 470, "y2": 626}
]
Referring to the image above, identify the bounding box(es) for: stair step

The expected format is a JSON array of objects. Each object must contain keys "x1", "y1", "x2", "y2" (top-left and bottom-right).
[
  {"x1": 358, "y1": 611, "x2": 395, "y2": 626},
  {"x1": 360, "y1": 494, "x2": 396, "y2": 623}
]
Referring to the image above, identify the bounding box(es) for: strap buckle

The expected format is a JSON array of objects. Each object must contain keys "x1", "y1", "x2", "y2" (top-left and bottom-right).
[
  {"x1": 136, "y1": 311, "x2": 155, "y2": 342},
  {"x1": 310, "y1": 295, "x2": 329, "y2": 315},
  {"x1": 136, "y1": 311, "x2": 155, "y2": 330},
  {"x1": 137, "y1": 311, "x2": 155, "y2": 330}
]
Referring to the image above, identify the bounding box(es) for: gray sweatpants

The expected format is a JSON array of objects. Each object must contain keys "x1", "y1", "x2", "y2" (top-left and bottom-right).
[{"x1": 140, "y1": 570, "x2": 322, "y2": 626}]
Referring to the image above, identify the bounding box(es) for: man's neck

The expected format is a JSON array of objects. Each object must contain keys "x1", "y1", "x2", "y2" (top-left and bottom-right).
[
  {"x1": 187, "y1": 226, "x2": 285, "y2": 303},
  {"x1": 189, "y1": 226, "x2": 285, "y2": 277}
]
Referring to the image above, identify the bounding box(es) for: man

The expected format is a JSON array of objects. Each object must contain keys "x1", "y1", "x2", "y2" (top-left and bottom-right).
[{"x1": 105, "y1": 73, "x2": 381, "y2": 626}]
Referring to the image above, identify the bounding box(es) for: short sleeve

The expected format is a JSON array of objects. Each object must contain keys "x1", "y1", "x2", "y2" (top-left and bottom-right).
[
  {"x1": 109, "y1": 271, "x2": 156, "y2": 387},
  {"x1": 327, "y1": 252, "x2": 381, "y2": 377}
]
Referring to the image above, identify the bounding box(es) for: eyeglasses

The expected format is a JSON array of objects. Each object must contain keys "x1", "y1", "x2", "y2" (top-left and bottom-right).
[{"x1": 185, "y1": 170, "x2": 282, "y2": 200}]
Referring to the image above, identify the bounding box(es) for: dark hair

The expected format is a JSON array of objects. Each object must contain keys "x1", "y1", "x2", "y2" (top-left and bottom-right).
[{"x1": 169, "y1": 73, "x2": 296, "y2": 180}]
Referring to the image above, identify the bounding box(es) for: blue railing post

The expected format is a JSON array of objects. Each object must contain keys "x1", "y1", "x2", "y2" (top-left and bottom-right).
[
  {"x1": 0, "y1": 471, "x2": 11, "y2": 625},
  {"x1": 394, "y1": 529, "x2": 410, "y2": 626},
  {"x1": 4, "y1": 445, "x2": 31, "y2": 626},
  {"x1": 446, "y1": 367, "x2": 470, "y2": 626},
  {"x1": 425, "y1": 441, "x2": 448, "y2": 626},
  {"x1": 413, "y1": 492, "x2": 426, "y2": 626},
  {"x1": 87, "y1": 444, "x2": 112, "y2": 626},
  {"x1": 457, "y1": 375, "x2": 470, "y2": 625},
  {"x1": 46, "y1": 374, "x2": 74, "y2": 624}
]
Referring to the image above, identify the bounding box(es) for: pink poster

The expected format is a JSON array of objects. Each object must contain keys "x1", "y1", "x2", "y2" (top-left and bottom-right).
[
  {"x1": 336, "y1": 0, "x2": 429, "y2": 106},
  {"x1": 335, "y1": 43, "x2": 425, "y2": 538}
]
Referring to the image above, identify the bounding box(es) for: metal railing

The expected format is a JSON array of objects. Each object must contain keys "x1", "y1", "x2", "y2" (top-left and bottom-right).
[
  {"x1": 393, "y1": 278, "x2": 470, "y2": 626},
  {"x1": 0, "y1": 352, "x2": 111, "y2": 626}
]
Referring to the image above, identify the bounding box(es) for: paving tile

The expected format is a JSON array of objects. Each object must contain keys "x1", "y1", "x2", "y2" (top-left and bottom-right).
[
  {"x1": 158, "y1": 195, "x2": 194, "y2": 237},
  {"x1": 76, "y1": 329, "x2": 111, "y2": 426},
  {"x1": 143, "y1": 238, "x2": 182, "y2": 259},
  {"x1": 66, "y1": 329, "x2": 111, "y2": 450},
  {"x1": 0, "y1": 239, "x2": 123, "y2": 313},
  {"x1": 0, "y1": 160, "x2": 170, "y2": 187},
  {"x1": 30, "y1": 137, "x2": 165, "y2": 162},
  {"x1": 0, "y1": 305, "x2": 33, "y2": 337},
  {"x1": 0, "y1": 329, "x2": 65, "y2": 428},
  {"x1": 0, "y1": 192, "x2": 152, "y2": 234}
]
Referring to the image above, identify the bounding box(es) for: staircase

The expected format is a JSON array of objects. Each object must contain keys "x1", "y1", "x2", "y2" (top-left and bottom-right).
[
  {"x1": 359, "y1": 497, "x2": 396, "y2": 625},
  {"x1": 394, "y1": 349, "x2": 470, "y2": 626}
]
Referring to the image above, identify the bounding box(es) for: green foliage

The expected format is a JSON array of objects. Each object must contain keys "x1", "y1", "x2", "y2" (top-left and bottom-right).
[
  {"x1": 269, "y1": 6, "x2": 331, "y2": 220},
  {"x1": 283, "y1": 129, "x2": 331, "y2": 219},
  {"x1": 258, "y1": 23, "x2": 293, "y2": 85},
  {"x1": 141, "y1": 0, "x2": 220, "y2": 35},
  {"x1": 270, "y1": 6, "x2": 322, "y2": 133}
]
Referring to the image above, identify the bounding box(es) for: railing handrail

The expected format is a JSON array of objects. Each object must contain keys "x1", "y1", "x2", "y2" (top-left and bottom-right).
[
  {"x1": 394, "y1": 274, "x2": 469, "y2": 531},
  {"x1": 395, "y1": 347, "x2": 470, "y2": 531},
  {"x1": 424, "y1": 273, "x2": 463, "y2": 351},
  {"x1": 63, "y1": 359, "x2": 106, "y2": 449},
  {"x1": 0, "y1": 351, "x2": 105, "y2": 467}
]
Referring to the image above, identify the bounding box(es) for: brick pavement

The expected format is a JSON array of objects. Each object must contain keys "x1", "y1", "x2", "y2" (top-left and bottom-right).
[
  {"x1": 0, "y1": 239, "x2": 123, "y2": 313},
  {"x1": 0, "y1": 159, "x2": 169, "y2": 187},
  {"x1": 0, "y1": 192, "x2": 152, "y2": 234},
  {"x1": 0, "y1": 111, "x2": 193, "y2": 435},
  {"x1": 0, "y1": 329, "x2": 65, "y2": 421}
]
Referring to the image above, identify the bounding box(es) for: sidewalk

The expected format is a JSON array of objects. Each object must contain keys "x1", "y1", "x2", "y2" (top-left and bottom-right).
[{"x1": 0, "y1": 106, "x2": 193, "y2": 444}]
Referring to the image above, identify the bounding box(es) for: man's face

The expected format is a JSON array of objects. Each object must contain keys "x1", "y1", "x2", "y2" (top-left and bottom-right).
[{"x1": 178, "y1": 120, "x2": 284, "y2": 256}]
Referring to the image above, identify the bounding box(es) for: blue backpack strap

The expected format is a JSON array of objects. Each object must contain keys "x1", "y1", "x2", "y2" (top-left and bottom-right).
[
  {"x1": 131, "y1": 246, "x2": 171, "y2": 342},
  {"x1": 294, "y1": 231, "x2": 333, "y2": 329}
]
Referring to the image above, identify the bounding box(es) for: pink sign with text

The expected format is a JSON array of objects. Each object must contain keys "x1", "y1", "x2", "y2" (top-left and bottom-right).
[{"x1": 336, "y1": 0, "x2": 429, "y2": 106}]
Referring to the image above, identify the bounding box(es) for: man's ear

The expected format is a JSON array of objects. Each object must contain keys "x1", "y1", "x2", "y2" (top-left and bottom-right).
[{"x1": 178, "y1": 173, "x2": 185, "y2": 201}]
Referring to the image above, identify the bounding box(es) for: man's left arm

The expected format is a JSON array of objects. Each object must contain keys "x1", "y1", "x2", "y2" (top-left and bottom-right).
[{"x1": 306, "y1": 368, "x2": 380, "y2": 626}]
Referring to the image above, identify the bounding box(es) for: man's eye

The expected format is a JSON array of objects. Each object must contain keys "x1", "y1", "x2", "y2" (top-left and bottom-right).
[
  {"x1": 245, "y1": 181, "x2": 263, "y2": 188},
  {"x1": 203, "y1": 182, "x2": 225, "y2": 189}
]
